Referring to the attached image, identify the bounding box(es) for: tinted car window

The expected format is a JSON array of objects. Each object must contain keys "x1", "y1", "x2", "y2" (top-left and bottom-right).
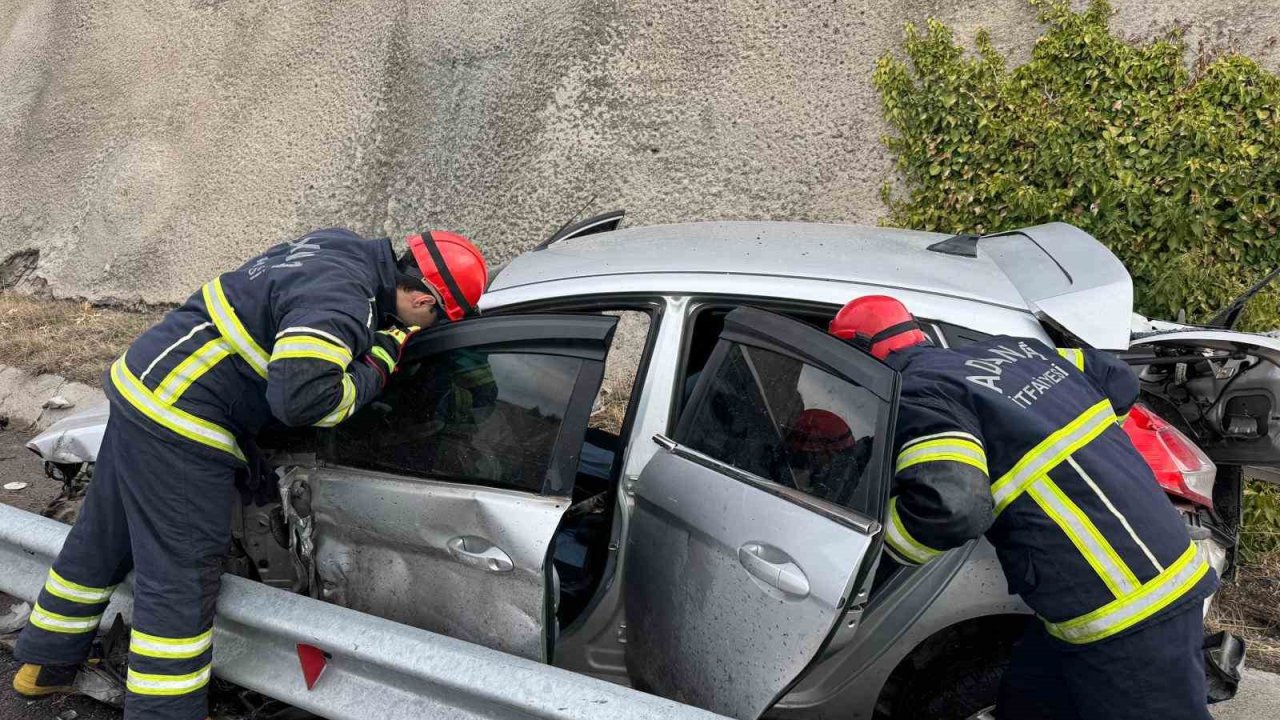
[
  {"x1": 677, "y1": 342, "x2": 883, "y2": 509},
  {"x1": 325, "y1": 349, "x2": 582, "y2": 492}
]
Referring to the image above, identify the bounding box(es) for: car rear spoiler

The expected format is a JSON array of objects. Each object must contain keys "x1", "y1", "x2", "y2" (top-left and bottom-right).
[{"x1": 930, "y1": 223, "x2": 1134, "y2": 350}]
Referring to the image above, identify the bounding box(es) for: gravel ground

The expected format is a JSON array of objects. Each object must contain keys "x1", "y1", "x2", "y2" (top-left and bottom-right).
[{"x1": 0, "y1": 432, "x2": 62, "y2": 516}]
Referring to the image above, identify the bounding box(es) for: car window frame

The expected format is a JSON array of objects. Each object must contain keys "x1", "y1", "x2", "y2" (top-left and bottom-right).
[
  {"x1": 480, "y1": 296, "x2": 665, "y2": 491},
  {"x1": 672, "y1": 306, "x2": 898, "y2": 525},
  {"x1": 320, "y1": 313, "x2": 617, "y2": 497}
]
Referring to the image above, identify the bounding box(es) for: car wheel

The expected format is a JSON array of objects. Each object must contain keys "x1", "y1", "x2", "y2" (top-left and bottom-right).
[{"x1": 889, "y1": 640, "x2": 1011, "y2": 720}]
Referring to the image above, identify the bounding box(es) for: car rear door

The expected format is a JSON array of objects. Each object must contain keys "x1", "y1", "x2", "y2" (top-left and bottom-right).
[
  {"x1": 624, "y1": 307, "x2": 895, "y2": 720},
  {"x1": 303, "y1": 313, "x2": 616, "y2": 661}
]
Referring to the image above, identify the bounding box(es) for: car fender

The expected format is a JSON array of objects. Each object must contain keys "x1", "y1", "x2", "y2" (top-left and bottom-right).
[{"x1": 769, "y1": 539, "x2": 1029, "y2": 719}]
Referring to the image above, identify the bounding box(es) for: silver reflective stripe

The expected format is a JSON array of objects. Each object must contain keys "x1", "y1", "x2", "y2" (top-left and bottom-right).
[
  {"x1": 154, "y1": 339, "x2": 232, "y2": 405},
  {"x1": 1046, "y1": 543, "x2": 1210, "y2": 644},
  {"x1": 884, "y1": 497, "x2": 942, "y2": 565},
  {"x1": 276, "y1": 326, "x2": 351, "y2": 355},
  {"x1": 1068, "y1": 457, "x2": 1163, "y2": 573},
  {"x1": 314, "y1": 374, "x2": 357, "y2": 427},
  {"x1": 895, "y1": 437, "x2": 987, "y2": 474},
  {"x1": 901, "y1": 431, "x2": 983, "y2": 451},
  {"x1": 111, "y1": 358, "x2": 245, "y2": 462},
  {"x1": 126, "y1": 665, "x2": 212, "y2": 696},
  {"x1": 29, "y1": 603, "x2": 101, "y2": 633},
  {"x1": 44, "y1": 569, "x2": 114, "y2": 604},
  {"x1": 992, "y1": 400, "x2": 1114, "y2": 513},
  {"x1": 130, "y1": 628, "x2": 213, "y2": 659},
  {"x1": 202, "y1": 278, "x2": 268, "y2": 378},
  {"x1": 139, "y1": 322, "x2": 212, "y2": 382},
  {"x1": 1027, "y1": 477, "x2": 1139, "y2": 597}
]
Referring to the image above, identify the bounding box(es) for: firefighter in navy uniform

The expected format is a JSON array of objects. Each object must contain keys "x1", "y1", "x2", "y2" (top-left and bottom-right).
[
  {"x1": 829, "y1": 296, "x2": 1216, "y2": 720},
  {"x1": 12, "y1": 228, "x2": 488, "y2": 720}
]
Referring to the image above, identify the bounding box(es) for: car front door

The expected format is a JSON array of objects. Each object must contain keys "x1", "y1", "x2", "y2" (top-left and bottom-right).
[
  {"x1": 300, "y1": 313, "x2": 617, "y2": 661},
  {"x1": 624, "y1": 307, "x2": 896, "y2": 719}
]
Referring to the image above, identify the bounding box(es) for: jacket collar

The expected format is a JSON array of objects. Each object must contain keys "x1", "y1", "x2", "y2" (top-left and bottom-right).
[
  {"x1": 884, "y1": 343, "x2": 931, "y2": 371},
  {"x1": 372, "y1": 237, "x2": 399, "y2": 325}
]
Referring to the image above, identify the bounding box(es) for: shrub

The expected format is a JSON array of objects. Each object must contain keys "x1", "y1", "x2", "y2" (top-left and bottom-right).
[{"x1": 874, "y1": 0, "x2": 1280, "y2": 330}]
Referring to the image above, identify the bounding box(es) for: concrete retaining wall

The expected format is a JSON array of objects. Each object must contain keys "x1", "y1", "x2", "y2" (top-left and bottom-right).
[{"x1": 3, "y1": 0, "x2": 1278, "y2": 304}]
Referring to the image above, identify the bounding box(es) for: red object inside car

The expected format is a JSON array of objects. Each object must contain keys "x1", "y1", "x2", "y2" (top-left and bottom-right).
[{"x1": 1122, "y1": 404, "x2": 1216, "y2": 509}]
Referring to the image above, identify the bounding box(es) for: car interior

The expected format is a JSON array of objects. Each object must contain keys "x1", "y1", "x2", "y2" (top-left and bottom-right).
[{"x1": 244, "y1": 300, "x2": 993, "y2": 634}]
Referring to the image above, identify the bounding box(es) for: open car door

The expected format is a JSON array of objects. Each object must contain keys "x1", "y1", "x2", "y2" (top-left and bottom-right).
[
  {"x1": 624, "y1": 307, "x2": 895, "y2": 719},
  {"x1": 301, "y1": 313, "x2": 616, "y2": 661}
]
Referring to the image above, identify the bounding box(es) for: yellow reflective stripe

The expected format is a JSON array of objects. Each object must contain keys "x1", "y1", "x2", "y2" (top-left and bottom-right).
[
  {"x1": 369, "y1": 346, "x2": 396, "y2": 374},
  {"x1": 883, "y1": 497, "x2": 943, "y2": 565},
  {"x1": 44, "y1": 569, "x2": 114, "y2": 605},
  {"x1": 901, "y1": 431, "x2": 982, "y2": 451},
  {"x1": 991, "y1": 400, "x2": 1115, "y2": 514},
  {"x1": 276, "y1": 326, "x2": 351, "y2": 355},
  {"x1": 896, "y1": 437, "x2": 988, "y2": 475},
  {"x1": 126, "y1": 665, "x2": 212, "y2": 697},
  {"x1": 29, "y1": 603, "x2": 101, "y2": 634},
  {"x1": 1027, "y1": 477, "x2": 1140, "y2": 597},
  {"x1": 1046, "y1": 543, "x2": 1210, "y2": 644},
  {"x1": 111, "y1": 358, "x2": 246, "y2": 462},
  {"x1": 202, "y1": 278, "x2": 268, "y2": 378},
  {"x1": 271, "y1": 335, "x2": 353, "y2": 368},
  {"x1": 1056, "y1": 348, "x2": 1085, "y2": 371},
  {"x1": 153, "y1": 338, "x2": 232, "y2": 405},
  {"x1": 130, "y1": 628, "x2": 213, "y2": 659},
  {"x1": 314, "y1": 374, "x2": 357, "y2": 427}
]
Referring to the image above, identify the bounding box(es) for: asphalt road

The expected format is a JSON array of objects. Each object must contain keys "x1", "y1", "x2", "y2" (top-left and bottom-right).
[{"x1": 0, "y1": 428, "x2": 1277, "y2": 719}]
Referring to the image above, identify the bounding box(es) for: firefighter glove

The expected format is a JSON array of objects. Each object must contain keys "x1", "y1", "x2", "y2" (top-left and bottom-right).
[{"x1": 364, "y1": 326, "x2": 419, "y2": 387}]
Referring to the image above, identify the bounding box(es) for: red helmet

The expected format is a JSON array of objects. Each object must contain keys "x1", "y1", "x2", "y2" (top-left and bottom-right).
[
  {"x1": 786, "y1": 409, "x2": 855, "y2": 454},
  {"x1": 399, "y1": 231, "x2": 488, "y2": 322},
  {"x1": 829, "y1": 295, "x2": 928, "y2": 360}
]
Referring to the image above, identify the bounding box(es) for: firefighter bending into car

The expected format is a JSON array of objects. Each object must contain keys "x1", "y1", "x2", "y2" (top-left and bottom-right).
[
  {"x1": 829, "y1": 296, "x2": 1216, "y2": 720},
  {"x1": 12, "y1": 228, "x2": 488, "y2": 720}
]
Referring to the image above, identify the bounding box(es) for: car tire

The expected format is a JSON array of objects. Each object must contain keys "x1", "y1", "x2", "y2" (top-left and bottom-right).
[{"x1": 889, "y1": 639, "x2": 1011, "y2": 720}]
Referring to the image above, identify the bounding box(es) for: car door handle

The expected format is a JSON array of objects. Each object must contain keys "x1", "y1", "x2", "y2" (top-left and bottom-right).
[
  {"x1": 737, "y1": 543, "x2": 810, "y2": 598},
  {"x1": 447, "y1": 536, "x2": 515, "y2": 573}
]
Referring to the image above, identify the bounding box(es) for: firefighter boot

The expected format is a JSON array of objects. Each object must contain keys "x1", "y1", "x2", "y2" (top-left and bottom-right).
[{"x1": 12, "y1": 663, "x2": 78, "y2": 698}]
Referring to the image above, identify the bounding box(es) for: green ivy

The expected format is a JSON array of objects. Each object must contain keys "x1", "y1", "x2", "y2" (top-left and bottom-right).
[
  {"x1": 1241, "y1": 480, "x2": 1280, "y2": 564},
  {"x1": 875, "y1": 0, "x2": 1280, "y2": 330}
]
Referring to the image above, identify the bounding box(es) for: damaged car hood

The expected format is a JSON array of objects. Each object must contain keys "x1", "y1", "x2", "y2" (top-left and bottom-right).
[{"x1": 27, "y1": 402, "x2": 110, "y2": 465}]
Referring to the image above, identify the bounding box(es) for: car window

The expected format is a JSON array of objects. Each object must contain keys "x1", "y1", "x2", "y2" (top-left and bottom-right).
[
  {"x1": 591, "y1": 310, "x2": 650, "y2": 435},
  {"x1": 676, "y1": 342, "x2": 884, "y2": 511},
  {"x1": 323, "y1": 349, "x2": 583, "y2": 493}
]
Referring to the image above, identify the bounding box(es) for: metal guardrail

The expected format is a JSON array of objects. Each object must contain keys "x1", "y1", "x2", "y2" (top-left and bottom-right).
[{"x1": 0, "y1": 503, "x2": 726, "y2": 720}]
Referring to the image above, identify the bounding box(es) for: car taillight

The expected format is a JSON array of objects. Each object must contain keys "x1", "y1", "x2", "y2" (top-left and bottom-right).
[{"x1": 1122, "y1": 404, "x2": 1215, "y2": 509}]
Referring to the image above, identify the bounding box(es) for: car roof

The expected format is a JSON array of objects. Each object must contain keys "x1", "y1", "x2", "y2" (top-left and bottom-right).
[{"x1": 487, "y1": 221, "x2": 1028, "y2": 310}]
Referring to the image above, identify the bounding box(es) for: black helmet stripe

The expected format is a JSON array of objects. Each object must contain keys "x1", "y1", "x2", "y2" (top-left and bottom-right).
[{"x1": 420, "y1": 231, "x2": 476, "y2": 318}]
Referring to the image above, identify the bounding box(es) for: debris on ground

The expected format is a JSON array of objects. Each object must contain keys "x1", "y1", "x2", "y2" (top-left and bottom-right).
[
  {"x1": 0, "y1": 602, "x2": 30, "y2": 634},
  {"x1": 43, "y1": 396, "x2": 74, "y2": 410},
  {"x1": 3, "y1": 482, "x2": 26, "y2": 491},
  {"x1": 1209, "y1": 551, "x2": 1280, "y2": 673}
]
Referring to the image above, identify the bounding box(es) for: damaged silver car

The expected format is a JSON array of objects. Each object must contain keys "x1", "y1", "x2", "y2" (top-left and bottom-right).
[{"x1": 29, "y1": 218, "x2": 1257, "y2": 719}]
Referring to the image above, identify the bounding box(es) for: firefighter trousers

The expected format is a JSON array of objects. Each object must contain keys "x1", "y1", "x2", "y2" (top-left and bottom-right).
[
  {"x1": 996, "y1": 603, "x2": 1211, "y2": 720},
  {"x1": 15, "y1": 408, "x2": 236, "y2": 720}
]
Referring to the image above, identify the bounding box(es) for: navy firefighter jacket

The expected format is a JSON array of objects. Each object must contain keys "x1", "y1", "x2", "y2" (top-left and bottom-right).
[
  {"x1": 883, "y1": 336, "x2": 1217, "y2": 645},
  {"x1": 105, "y1": 229, "x2": 398, "y2": 464}
]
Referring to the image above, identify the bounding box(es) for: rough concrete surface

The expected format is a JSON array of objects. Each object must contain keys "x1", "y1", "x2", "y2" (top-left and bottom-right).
[
  {"x1": 0, "y1": 366, "x2": 104, "y2": 432},
  {"x1": 2, "y1": 1, "x2": 1279, "y2": 304}
]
